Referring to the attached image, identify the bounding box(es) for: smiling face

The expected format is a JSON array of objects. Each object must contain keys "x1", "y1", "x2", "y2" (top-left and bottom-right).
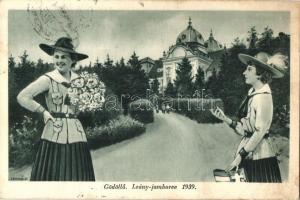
[
  {"x1": 243, "y1": 65, "x2": 260, "y2": 86},
  {"x1": 53, "y1": 50, "x2": 74, "y2": 74}
]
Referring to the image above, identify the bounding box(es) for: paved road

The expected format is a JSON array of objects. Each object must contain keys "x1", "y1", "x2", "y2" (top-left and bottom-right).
[{"x1": 92, "y1": 112, "x2": 240, "y2": 181}]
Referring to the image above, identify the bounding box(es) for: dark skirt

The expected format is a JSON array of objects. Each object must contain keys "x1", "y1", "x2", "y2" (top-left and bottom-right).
[
  {"x1": 30, "y1": 139, "x2": 95, "y2": 181},
  {"x1": 242, "y1": 156, "x2": 282, "y2": 182}
]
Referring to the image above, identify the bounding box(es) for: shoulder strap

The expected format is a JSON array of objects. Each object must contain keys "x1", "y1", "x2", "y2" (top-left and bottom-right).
[{"x1": 237, "y1": 92, "x2": 270, "y2": 118}]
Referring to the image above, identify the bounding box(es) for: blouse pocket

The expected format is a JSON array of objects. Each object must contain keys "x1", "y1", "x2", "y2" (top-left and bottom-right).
[
  {"x1": 75, "y1": 120, "x2": 84, "y2": 133},
  {"x1": 53, "y1": 118, "x2": 63, "y2": 134},
  {"x1": 52, "y1": 92, "x2": 63, "y2": 105}
]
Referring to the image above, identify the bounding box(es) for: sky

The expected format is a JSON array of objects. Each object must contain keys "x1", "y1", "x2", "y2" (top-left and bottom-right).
[{"x1": 8, "y1": 10, "x2": 290, "y2": 66}]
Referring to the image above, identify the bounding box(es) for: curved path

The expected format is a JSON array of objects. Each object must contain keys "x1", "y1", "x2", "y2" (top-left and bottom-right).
[{"x1": 92, "y1": 112, "x2": 240, "y2": 181}]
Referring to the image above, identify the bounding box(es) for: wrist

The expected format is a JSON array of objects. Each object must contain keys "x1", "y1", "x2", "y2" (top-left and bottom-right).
[
  {"x1": 36, "y1": 105, "x2": 46, "y2": 114},
  {"x1": 229, "y1": 120, "x2": 237, "y2": 129},
  {"x1": 238, "y1": 147, "x2": 248, "y2": 160},
  {"x1": 225, "y1": 117, "x2": 232, "y2": 125}
]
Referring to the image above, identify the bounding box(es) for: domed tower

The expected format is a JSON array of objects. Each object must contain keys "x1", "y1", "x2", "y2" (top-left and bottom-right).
[
  {"x1": 205, "y1": 29, "x2": 222, "y2": 52},
  {"x1": 162, "y1": 18, "x2": 213, "y2": 93},
  {"x1": 176, "y1": 17, "x2": 205, "y2": 47}
]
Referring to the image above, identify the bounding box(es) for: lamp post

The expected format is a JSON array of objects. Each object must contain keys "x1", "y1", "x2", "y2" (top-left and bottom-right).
[
  {"x1": 201, "y1": 88, "x2": 205, "y2": 110},
  {"x1": 146, "y1": 88, "x2": 150, "y2": 100}
]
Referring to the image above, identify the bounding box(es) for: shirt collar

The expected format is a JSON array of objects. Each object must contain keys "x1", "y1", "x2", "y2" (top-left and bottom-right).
[
  {"x1": 248, "y1": 84, "x2": 272, "y2": 96},
  {"x1": 46, "y1": 69, "x2": 79, "y2": 83}
]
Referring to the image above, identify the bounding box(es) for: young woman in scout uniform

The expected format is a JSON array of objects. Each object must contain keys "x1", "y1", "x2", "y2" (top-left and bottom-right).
[
  {"x1": 211, "y1": 52, "x2": 287, "y2": 182},
  {"x1": 17, "y1": 37, "x2": 95, "y2": 181}
]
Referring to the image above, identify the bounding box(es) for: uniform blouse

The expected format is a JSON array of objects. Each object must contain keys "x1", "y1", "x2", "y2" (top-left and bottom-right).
[
  {"x1": 17, "y1": 69, "x2": 87, "y2": 144},
  {"x1": 234, "y1": 84, "x2": 276, "y2": 160}
]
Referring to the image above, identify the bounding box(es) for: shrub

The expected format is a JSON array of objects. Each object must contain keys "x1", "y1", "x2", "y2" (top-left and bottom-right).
[
  {"x1": 129, "y1": 99, "x2": 154, "y2": 123},
  {"x1": 86, "y1": 115, "x2": 146, "y2": 149},
  {"x1": 270, "y1": 104, "x2": 290, "y2": 138},
  {"x1": 172, "y1": 98, "x2": 224, "y2": 123},
  {"x1": 78, "y1": 100, "x2": 122, "y2": 129},
  {"x1": 9, "y1": 115, "x2": 42, "y2": 168}
]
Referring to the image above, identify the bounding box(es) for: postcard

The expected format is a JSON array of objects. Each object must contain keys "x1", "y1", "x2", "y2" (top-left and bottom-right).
[{"x1": 0, "y1": 0, "x2": 299, "y2": 199}]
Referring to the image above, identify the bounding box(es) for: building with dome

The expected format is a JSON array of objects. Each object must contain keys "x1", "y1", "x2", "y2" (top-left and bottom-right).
[{"x1": 161, "y1": 18, "x2": 225, "y2": 93}]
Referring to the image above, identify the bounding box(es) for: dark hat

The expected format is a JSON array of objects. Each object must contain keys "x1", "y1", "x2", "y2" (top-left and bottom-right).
[
  {"x1": 238, "y1": 52, "x2": 286, "y2": 78},
  {"x1": 39, "y1": 37, "x2": 88, "y2": 61}
]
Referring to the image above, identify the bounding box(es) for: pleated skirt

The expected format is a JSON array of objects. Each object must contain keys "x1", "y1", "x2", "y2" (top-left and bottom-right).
[
  {"x1": 30, "y1": 139, "x2": 95, "y2": 181},
  {"x1": 242, "y1": 157, "x2": 282, "y2": 182}
]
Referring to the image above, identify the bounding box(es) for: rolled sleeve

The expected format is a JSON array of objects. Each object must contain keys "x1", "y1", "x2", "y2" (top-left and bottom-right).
[
  {"x1": 244, "y1": 95, "x2": 273, "y2": 152},
  {"x1": 17, "y1": 75, "x2": 50, "y2": 112}
]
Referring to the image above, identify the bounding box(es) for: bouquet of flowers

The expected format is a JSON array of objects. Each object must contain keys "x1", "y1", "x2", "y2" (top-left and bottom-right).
[{"x1": 67, "y1": 71, "x2": 106, "y2": 112}]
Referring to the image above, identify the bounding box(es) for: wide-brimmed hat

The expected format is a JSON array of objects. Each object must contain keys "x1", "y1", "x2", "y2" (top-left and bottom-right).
[
  {"x1": 238, "y1": 52, "x2": 286, "y2": 78},
  {"x1": 39, "y1": 37, "x2": 88, "y2": 61}
]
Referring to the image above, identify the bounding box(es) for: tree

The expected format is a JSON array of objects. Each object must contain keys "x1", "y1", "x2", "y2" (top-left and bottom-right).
[
  {"x1": 8, "y1": 55, "x2": 17, "y2": 123},
  {"x1": 256, "y1": 27, "x2": 274, "y2": 53},
  {"x1": 194, "y1": 66, "x2": 205, "y2": 91},
  {"x1": 247, "y1": 26, "x2": 258, "y2": 54},
  {"x1": 152, "y1": 76, "x2": 160, "y2": 95},
  {"x1": 93, "y1": 57, "x2": 103, "y2": 78},
  {"x1": 164, "y1": 82, "x2": 176, "y2": 98},
  {"x1": 174, "y1": 57, "x2": 193, "y2": 96},
  {"x1": 119, "y1": 57, "x2": 126, "y2": 68},
  {"x1": 206, "y1": 68, "x2": 219, "y2": 97},
  {"x1": 104, "y1": 54, "x2": 113, "y2": 68},
  {"x1": 217, "y1": 38, "x2": 248, "y2": 115},
  {"x1": 99, "y1": 54, "x2": 149, "y2": 115},
  {"x1": 128, "y1": 52, "x2": 141, "y2": 70}
]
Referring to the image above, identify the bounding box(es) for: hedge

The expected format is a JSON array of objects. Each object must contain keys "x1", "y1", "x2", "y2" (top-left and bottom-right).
[
  {"x1": 9, "y1": 116, "x2": 42, "y2": 167},
  {"x1": 171, "y1": 98, "x2": 224, "y2": 123},
  {"x1": 86, "y1": 115, "x2": 146, "y2": 149},
  {"x1": 129, "y1": 99, "x2": 154, "y2": 123}
]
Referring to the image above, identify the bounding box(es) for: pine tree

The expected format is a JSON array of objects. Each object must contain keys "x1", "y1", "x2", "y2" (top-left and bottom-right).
[
  {"x1": 218, "y1": 38, "x2": 248, "y2": 115},
  {"x1": 128, "y1": 52, "x2": 141, "y2": 70},
  {"x1": 256, "y1": 27, "x2": 274, "y2": 53},
  {"x1": 16, "y1": 51, "x2": 36, "y2": 88},
  {"x1": 119, "y1": 57, "x2": 126, "y2": 68},
  {"x1": 8, "y1": 55, "x2": 17, "y2": 112},
  {"x1": 174, "y1": 57, "x2": 193, "y2": 96},
  {"x1": 93, "y1": 57, "x2": 103, "y2": 79},
  {"x1": 247, "y1": 26, "x2": 258, "y2": 54},
  {"x1": 164, "y1": 82, "x2": 176, "y2": 98},
  {"x1": 194, "y1": 66, "x2": 205, "y2": 92},
  {"x1": 206, "y1": 68, "x2": 219, "y2": 97},
  {"x1": 152, "y1": 76, "x2": 160, "y2": 95},
  {"x1": 104, "y1": 54, "x2": 113, "y2": 68}
]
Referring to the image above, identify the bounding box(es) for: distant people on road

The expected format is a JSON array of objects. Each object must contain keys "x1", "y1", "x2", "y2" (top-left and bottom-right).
[
  {"x1": 155, "y1": 104, "x2": 159, "y2": 113},
  {"x1": 161, "y1": 103, "x2": 166, "y2": 113},
  {"x1": 166, "y1": 103, "x2": 171, "y2": 113}
]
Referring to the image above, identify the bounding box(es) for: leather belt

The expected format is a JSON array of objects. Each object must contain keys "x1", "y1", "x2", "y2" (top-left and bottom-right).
[
  {"x1": 51, "y1": 112, "x2": 77, "y2": 119},
  {"x1": 244, "y1": 131, "x2": 270, "y2": 139}
]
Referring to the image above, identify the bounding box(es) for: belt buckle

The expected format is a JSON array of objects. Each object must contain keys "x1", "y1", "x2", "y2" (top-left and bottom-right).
[{"x1": 66, "y1": 113, "x2": 69, "y2": 118}]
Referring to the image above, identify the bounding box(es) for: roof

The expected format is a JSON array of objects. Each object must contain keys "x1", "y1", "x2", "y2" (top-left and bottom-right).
[
  {"x1": 204, "y1": 30, "x2": 222, "y2": 52},
  {"x1": 148, "y1": 59, "x2": 163, "y2": 79},
  {"x1": 176, "y1": 18, "x2": 205, "y2": 46},
  {"x1": 139, "y1": 57, "x2": 155, "y2": 65},
  {"x1": 165, "y1": 44, "x2": 210, "y2": 60}
]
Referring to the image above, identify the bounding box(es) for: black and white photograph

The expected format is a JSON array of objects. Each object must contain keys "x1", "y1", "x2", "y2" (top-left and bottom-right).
[{"x1": 0, "y1": 0, "x2": 299, "y2": 199}]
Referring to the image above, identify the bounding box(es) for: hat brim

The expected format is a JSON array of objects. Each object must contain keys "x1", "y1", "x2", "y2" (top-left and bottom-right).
[
  {"x1": 39, "y1": 44, "x2": 88, "y2": 61},
  {"x1": 238, "y1": 54, "x2": 284, "y2": 78}
]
